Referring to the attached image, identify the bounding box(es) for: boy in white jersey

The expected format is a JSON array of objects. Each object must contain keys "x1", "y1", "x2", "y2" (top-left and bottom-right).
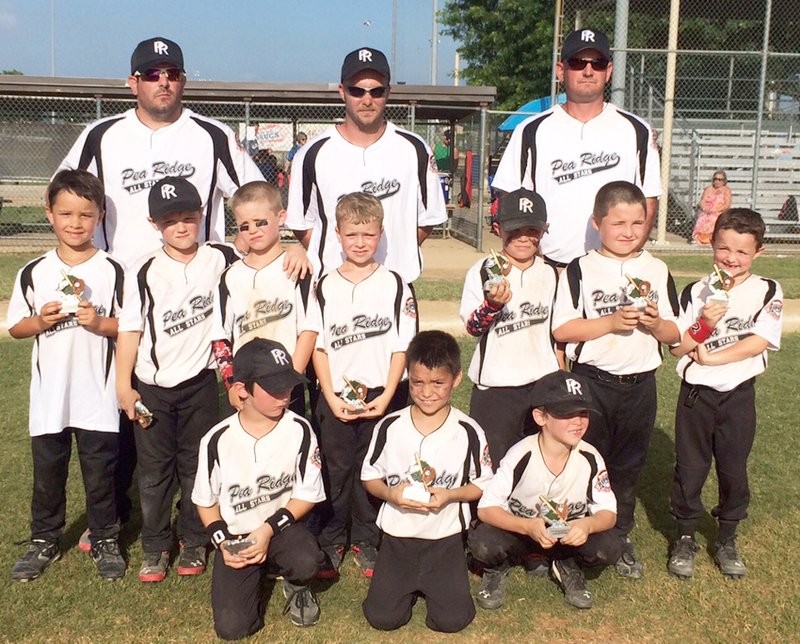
[
  {"x1": 667, "y1": 209, "x2": 782, "y2": 580},
  {"x1": 469, "y1": 370, "x2": 622, "y2": 610},
  {"x1": 460, "y1": 188, "x2": 560, "y2": 467},
  {"x1": 309, "y1": 192, "x2": 417, "y2": 578},
  {"x1": 193, "y1": 338, "x2": 326, "y2": 637},
  {"x1": 9, "y1": 170, "x2": 126, "y2": 581},
  {"x1": 552, "y1": 181, "x2": 680, "y2": 579},
  {"x1": 361, "y1": 331, "x2": 493, "y2": 632},
  {"x1": 212, "y1": 181, "x2": 316, "y2": 415},
  {"x1": 116, "y1": 177, "x2": 238, "y2": 583}
]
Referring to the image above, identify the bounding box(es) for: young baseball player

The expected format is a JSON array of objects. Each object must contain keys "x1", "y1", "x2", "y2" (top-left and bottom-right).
[
  {"x1": 309, "y1": 192, "x2": 417, "y2": 578},
  {"x1": 469, "y1": 370, "x2": 622, "y2": 609},
  {"x1": 8, "y1": 170, "x2": 126, "y2": 581},
  {"x1": 667, "y1": 209, "x2": 782, "y2": 580},
  {"x1": 361, "y1": 331, "x2": 493, "y2": 632},
  {"x1": 192, "y1": 338, "x2": 326, "y2": 637},
  {"x1": 212, "y1": 181, "x2": 315, "y2": 415},
  {"x1": 460, "y1": 188, "x2": 560, "y2": 467},
  {"x1": 116, "y1": 176, "x2": 238, "y2": 583},
  {"x1": 552, "y1": 181, "x2": 680, "y2": 579}
]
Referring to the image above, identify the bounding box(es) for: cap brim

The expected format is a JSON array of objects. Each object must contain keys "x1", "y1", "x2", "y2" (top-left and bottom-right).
[
  {"x1": 255, "y1": 371, "x2": 309, "y2": 395},
  {"x1": 496, "y1": 216, "x2": 547, "y2": 232},
  {"x1": 539, "y1": 401, "x2": 599, "y2": 415}
]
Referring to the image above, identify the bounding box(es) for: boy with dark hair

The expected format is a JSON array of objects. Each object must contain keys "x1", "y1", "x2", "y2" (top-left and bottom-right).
[
  {"x1": 361, "y1": 330, "x2": 493, "y2": 632},
  {"x1": 116, "y1": 176, "x2": 238, "y2": 582},
  {"x1": 193, "y1": 338, "x2": 326, "y2": 637},
  {"x1": 309, "y1": 192, "x2": 417, "y2": 578},
  {"x1": 9, "y1": 169, "x2": 126, "y2": 580},
  {"x1": 667, "y1": 208, "x2": 782, "y2": 579},
  {"x1": 552, "y1": 180, "x2": 680, "y2": 579},
  {"x1": 460, "y1": 188, "x2": 560, "y2": 467},
  {"x1": 469, "y1": 370, "x2": 623, "y2": 610},
  {"x1": 212, "y1": 181, "x2": 316, "y2": 415}
]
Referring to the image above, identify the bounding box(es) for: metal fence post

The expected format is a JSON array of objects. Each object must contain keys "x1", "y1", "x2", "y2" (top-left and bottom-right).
[
  {"x1": 751, "y1": 0, "x2": 773, "y2": 210},
  {"x1": 477, "y1": 105, "x2": 487, "y2": 253},
  {"x1": 95, "y1": 95, "x2": 101, "y2": 120}
]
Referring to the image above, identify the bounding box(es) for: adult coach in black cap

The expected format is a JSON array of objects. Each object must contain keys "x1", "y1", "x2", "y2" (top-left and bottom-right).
[
  {"x1": 492, "y1": 28, "x2": 662, "y2": 269},
  {"x1": 285, "y1": 47, "x2": 447, "y2": 284}
]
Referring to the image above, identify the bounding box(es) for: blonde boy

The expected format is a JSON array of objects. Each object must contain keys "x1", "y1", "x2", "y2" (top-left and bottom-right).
[
  {"x1": 552, "y1": 180, "x2": 680, "y2": 578},
  {"x1": 212, "y1": 181, "x2": 316, "y2": 415},
  {"x1": 309, "y1": 192, "x2": 417, "y2": 578}
]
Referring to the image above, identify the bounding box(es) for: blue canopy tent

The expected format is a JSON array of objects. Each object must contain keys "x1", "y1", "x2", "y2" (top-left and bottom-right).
[{"x1": 498, "y1": 93, "x2": 567, "y2": 131}]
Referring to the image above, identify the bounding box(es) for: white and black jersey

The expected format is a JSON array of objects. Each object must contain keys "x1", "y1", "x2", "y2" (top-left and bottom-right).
[
  {"x1": 285, "y1": 122, "x2": 446, "y2": 283},
  {"x1": 676, "y1": 274, "x2": 783, "y2": 392},
  {"x1": 492, "y1": 104, "x2": 662, "y2": 264},
  {"x1": 192, "y1": 410, "x2": 325, "y2": 536},
  {"x1": 552, "y1": 249, "x2": 679, "y2": 374},
  {"x1": 361, "y1": 406, "x2": 493, "y2": 539},
  {"x1": 460, "y1": 257, "x2": 560, "y2": 387},
  {"x1": 214, "y1": 254, "x2": 314, "y2": 354},
  {"x1": 478, "y1": 435, "x2": 617, "y2": 520},
  {"x1": 7, "y1": 249, "x2": 125, "y2": 437},
  {"x1": 308, "y1": 265, "x2": 417, "y2": 391},
  {"x1": 59, "y1": 108, "x2": 264, "y2": 269},
  {"x1": 119, "y1": 243, "x2": 238, "y2": 387}
]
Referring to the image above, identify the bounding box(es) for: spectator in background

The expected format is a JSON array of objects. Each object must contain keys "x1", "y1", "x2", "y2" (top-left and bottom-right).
[
  {"x1": 284, "y1": 131, "x2": 308, "y2": 174},
  {"x1": 434, "y1": 129, "x2": 460, "y2": 203},
  {"x1": 692, "y1": 169, "x2": 732, "y2": 246},
  {"x1": 253, "y1": 149, "x2": 282, "y2": 187}
]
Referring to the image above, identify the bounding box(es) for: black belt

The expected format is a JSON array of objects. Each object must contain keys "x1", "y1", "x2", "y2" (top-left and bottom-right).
[
  {"x1": 543, "y1": 255, "x2": 569, "y2": 270},
  {"x1": 573, "y1": 362, "x2": 655, "y2": 385}
]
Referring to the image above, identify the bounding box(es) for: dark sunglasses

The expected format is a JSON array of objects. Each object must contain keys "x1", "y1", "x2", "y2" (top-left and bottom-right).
[
  {"x1": 135, "y1": 68, "x2": 184, "y2": 82},
  {"x1": 347, "y1": 85, "x2": 388, "y2": 99},
  {"x1": 565, "y1": 58, "x2": 609, "y2": 72}
]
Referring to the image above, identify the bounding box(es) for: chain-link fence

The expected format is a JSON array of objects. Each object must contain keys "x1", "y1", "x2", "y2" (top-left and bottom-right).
[
  {"x1": 556, "y1": 0, "x2": 800, "y2": 243},
  {"x1": 0, "y1": 90, "x2": 489, "y2": 295}
]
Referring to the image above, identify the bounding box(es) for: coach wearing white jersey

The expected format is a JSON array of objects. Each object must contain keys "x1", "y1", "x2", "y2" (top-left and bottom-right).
[
  {"x1": 286, "y1": 47, "x2": 447, "y2": 283},
  {"x1": 492, "y1": 28, "x2": 661, "y2": 268},
  {"x1": 59, "y1": 37, "x2": 264, "y2": 270}
]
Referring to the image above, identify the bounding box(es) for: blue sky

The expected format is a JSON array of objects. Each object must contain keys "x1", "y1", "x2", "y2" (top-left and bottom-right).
[{"x1": 0, "y1": 0, "x2": 461, "y2": 85}]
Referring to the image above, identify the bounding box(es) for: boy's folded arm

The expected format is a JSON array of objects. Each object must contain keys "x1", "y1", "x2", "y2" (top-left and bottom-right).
[
  {"x1": 695, "y1": 334, "x2": 770, "y2": 366},
  {"x1": 553, "y1": 316, "x2": 614, "y2": 343},
  {"x1": 477, "y1": 504, "x2": 540, "y2": 537},
  {"x1": 570, "y1": 509, "x2": 616, "y2": 535}
]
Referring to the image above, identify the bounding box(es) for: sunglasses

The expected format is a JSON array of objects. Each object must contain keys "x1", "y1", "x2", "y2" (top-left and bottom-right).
[
  {"x1": 135, "y1": 68, "x2": 184, "y2": 82},
  {"x1": 346, "y1": 85, "x2": 388, "y2": 99},
  {"x1": 565, "y1": 58, "x2": 609, "y2": 72},
  {"x1": 713, "y1": 177, "x2": 725, "y2": 182}
]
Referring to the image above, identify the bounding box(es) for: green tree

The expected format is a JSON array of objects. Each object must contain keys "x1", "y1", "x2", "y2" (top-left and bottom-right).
[
  {"x1": 440, "y1": 0, "x2": 554, "y2": 110},
  {"x1": 2, "y1": 69, "x2": 24, "y2": 75}
]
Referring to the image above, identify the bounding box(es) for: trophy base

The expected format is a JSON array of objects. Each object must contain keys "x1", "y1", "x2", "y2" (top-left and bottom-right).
[
  {"x1": 546, "y1": 523, "x2": 571, "y2": 539},
  {"x1": 402, "y1": 486, "x2": 430, "y2": 504}
]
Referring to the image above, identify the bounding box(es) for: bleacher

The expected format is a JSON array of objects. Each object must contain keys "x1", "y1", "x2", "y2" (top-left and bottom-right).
[{"x1": 669, "y1": 126, "x2": 799, "y2": 240}]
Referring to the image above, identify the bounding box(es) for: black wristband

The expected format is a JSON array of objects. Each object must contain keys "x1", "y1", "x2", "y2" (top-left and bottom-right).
[
  {"x1": 207, "y1": 520, "x2": 232, "y2": 549},
  {"x1": 265, "y1": 508, "x2": 295, "y2": 536}
]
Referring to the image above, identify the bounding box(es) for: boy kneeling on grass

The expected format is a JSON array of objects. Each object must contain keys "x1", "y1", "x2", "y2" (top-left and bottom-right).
[
  {"x1": 192, "y1": 338, "x2": 326, "y2": 639},
  {"x1": 468, "y1": 370, "x2": 623, "y2": 610},
  {"x1": 360, "y1": 330, "x2": 493, "y2": 633}
]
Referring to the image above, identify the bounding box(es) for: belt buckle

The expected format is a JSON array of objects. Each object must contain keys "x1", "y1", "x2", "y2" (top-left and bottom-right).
[{"x1": 618, "y1": 373, "x2": 638, "y2": 384}]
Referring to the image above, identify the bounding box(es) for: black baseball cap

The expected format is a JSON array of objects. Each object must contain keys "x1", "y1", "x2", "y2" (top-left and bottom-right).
[
  {"x1": 495, "y1": 189, "x2": 548, "y2": 232},
  {"x1": 561, "y1": 28, "x2": 611, "y2": 62},
  {"x1": 233, "y1": 338, "x2": 309, "y2": 394},
  {"x1": 531, "y1": 370, "x2": 599, "y2": 415},
  {"x1": 148, "y1": 177, "x2": 201, "y2": 221},
  {"x1": 131, "y1": 37, "x2": 184, "y2": 75},
  {"x1": 341, "y1": 47, "x2": 391, "y2": 83}
]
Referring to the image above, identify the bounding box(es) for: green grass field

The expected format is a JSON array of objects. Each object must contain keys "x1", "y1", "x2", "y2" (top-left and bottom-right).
[{"x1": 1, "y1": 333, "x2": 798, "y2": 643}]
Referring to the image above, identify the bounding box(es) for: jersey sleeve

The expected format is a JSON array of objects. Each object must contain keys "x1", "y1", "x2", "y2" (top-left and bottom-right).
[
  {"x1": 285, "y1": 144, "x2": 316, "y2": 231},
  {"x1": 459, "y1": 260, "x2": 485, "y2": 324},
  {"x1": 419, "y1": 141, "x2": 448, "y2": 228},
  {"x1": 306, "y1": 286, "x2": 324, "y2": 349},
  {"x1": 395, "y1": 279, "x2": 417, "y2": 352},
  {"x1": 212, "y1": 268, "x2": 234, "y2": 342},
  {"x1": 753, "y1": 280, "x2": 783, "y2": 350},
  {"x1": 295, "y1": 273, "x2": 315, "y2": 333},
  {"x1": 216, "y1": 125, "x2": 265, "y2": 197},
  {"x1": 641, "y1": 123, "x2": 663, "y2": 198},
  {"x1": 551, "y1": 260, "x2": 584, "y2": 331},
  {"x1": 6, "y1": 266, "x2": 36, "y2": 328},
  {"x1": 675, "y1": 282, "x2": 701, "y2": 336},
  {"x1": 291, "y1": 427, "x2": 326, "y2": 504},
  {"x1": 191, "y1": 432, "x2": 222, "y2": 508},
  {"x1": 361, "y1": 420, "x2": 389, "y2": 482},
  {"x1": 490, "y1": 120, "x2": 532, "y2": 193},
  {"x1": 469, "y1": 424, "x2": 494, "y2": 491},
  {"x1": 117, "y1": 264, "x2": 146, "y2": 333},
  {"x1": 57, "y1": 124, "x2": 97, "y2": 176},
  {"x1": 477, "y1": 442, "x2": 524, "y2": 511},
  {"x1": 586, "y1": 451, "x2": 617, "y2": 516}
]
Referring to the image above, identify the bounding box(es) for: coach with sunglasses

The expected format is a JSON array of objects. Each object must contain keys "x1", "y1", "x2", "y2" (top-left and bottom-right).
[
  {"x1": 492, "y1": 28, "x2": 661, "y2": 268},
  {"x1": 286, "y1": 47, "x2": 446, "y2": 283},
  {"x1": 59, "y1": 36, "x2": 264, "y2": 270}
]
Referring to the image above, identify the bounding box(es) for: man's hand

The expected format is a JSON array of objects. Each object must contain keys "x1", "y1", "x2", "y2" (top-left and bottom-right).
[{"x1": 283, "y1": 244, "x2": 313, "y2": 281}]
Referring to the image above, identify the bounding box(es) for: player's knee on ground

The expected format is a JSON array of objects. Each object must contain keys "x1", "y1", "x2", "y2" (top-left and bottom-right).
[
  {"x1": 467, "y1": 524, "x2": 506, "y2": 566},
  {"x1": 362, "y1": 597, "x2": 413, "y2": 631},
  {"x1": 426, "y1": 598, "x2": 475, "y2": 633}
]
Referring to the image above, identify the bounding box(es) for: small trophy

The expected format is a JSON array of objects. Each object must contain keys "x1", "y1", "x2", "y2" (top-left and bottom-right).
[
  {"x1": 708, "y1": 264, "x2": 734, "y2": 304},
  {"x1": 539, "y1": 496, "x2": 571, "y2": 539},
  {"x1": 134, "y1": 400, "x2": 154, "y2": 429},
  {"x1": 402, "y1": 453, "x2": 437, "y2": 504},
  {"x1": 341, "y1": 376, "x2": 368, "y2": 413},
  {"x1": 482, "y1": 249, "x2": 512, "y2": 292},
  {"x1": 57, "y1": 270, "x2": 85, "y2": 314},
  {"x1": 622, "y1": 274, "x2": 652, "y2": 310}
]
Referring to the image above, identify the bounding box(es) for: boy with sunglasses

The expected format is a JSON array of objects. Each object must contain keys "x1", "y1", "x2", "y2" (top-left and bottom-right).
[
  {"x1": 492, "y1": 28, "x2": 662, "y2": 269},
  {"x1": 285, "y1": 47, "x2": 446, "y2": 284}
]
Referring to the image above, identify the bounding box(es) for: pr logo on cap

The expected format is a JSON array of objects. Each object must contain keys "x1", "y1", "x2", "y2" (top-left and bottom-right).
[
  {"x1": 358, "y1": 49, "x2": 373, "y2": 62},
  {"x1": 271, "y1": 349, "x2": 290, "y2": 366},
  {"x1": 153, "y1": 40, "x2": 170, "y2": 56},
  {"x1": 519, "y1": 197, "x2": 534, "y2": 213},
  {"x1": 565, "y1": 378, "x2": 583, "y2": 396},
  {"x1": 161, "y1": 184, "x2": 177, "y2": 200},
  {"x1": 580, "y1": 30, "x2": 596, "y2": 43}
]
